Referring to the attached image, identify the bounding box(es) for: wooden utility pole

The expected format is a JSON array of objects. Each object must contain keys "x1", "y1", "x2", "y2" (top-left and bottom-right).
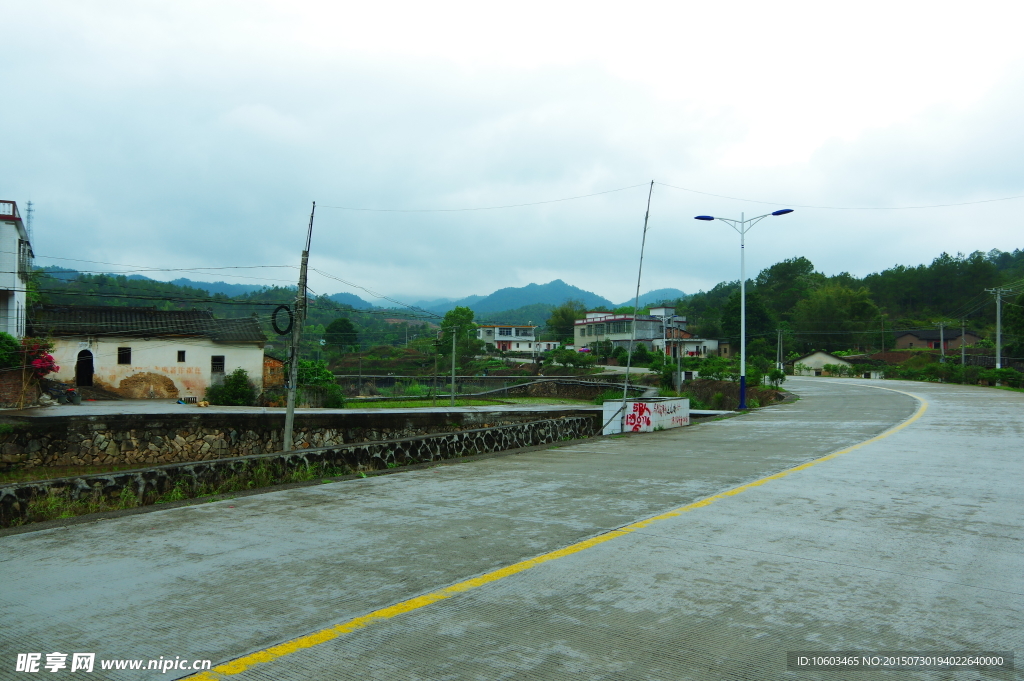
[{"x1": 283, "y1": 202, "x2": 315, "y2": 452}]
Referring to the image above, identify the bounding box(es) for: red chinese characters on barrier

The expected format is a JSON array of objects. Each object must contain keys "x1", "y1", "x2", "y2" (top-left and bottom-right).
[{"x1": 625, "y1": 402, "x2": 652, "y2": 432}]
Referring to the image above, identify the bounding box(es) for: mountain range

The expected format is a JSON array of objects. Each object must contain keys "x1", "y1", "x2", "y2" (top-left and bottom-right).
[
  {"x1": 36, "y1": 267, "x2": 684, "y2": 319},
  {"x1": 414, "y1": 280, "x2": 686, "y2": 316}
]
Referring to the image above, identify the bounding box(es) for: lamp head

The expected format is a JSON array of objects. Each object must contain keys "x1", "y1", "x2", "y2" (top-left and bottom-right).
[
  {"x1": 694, "y1": 215, "x2": 715, "y2": 221},
  {"x1": 771, "y1": 209, "x2": 794, "y2": 216}
]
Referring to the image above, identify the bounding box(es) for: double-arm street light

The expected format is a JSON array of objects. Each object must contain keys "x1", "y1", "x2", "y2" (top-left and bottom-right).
[{"x1": 694, "y1": 209, "x2": 794, "y2": 409}]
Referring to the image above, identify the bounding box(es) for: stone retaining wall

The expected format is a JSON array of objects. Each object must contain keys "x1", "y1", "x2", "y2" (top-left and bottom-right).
[
  {"x1": 0, "y1": 408, "x2": 598, "y2": 471},
  {"x1": 0, "y1": 416, "x2": 598, "y2": 526}
]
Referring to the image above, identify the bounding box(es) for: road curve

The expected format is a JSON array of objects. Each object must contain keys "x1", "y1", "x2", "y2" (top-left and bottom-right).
[{"x1": 2, "y1": 379, "x2": 1020, "y2": 679}]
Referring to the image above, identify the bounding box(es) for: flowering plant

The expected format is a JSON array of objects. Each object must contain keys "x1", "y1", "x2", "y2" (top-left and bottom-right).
[{"x1": 22, "y1": 339, "x2": 59, "y2": 379}]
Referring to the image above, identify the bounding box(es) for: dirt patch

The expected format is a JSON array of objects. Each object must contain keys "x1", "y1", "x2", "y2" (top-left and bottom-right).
[{"x1": 117, "y1": 372, "x2": 180, "y2": 399}]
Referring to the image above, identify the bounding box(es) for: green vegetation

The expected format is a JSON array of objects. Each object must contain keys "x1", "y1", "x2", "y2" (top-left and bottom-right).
[{"x1": 205, "y1": 368, "x2": 258, "y2": 406}]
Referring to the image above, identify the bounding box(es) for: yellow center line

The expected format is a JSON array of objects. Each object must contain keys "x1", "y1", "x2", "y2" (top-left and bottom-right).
[{"x1": 187, "y1": 386, "x2": 928, "y2": 680}]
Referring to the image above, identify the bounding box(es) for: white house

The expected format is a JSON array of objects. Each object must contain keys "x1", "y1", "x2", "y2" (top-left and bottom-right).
[
  {"x1": 476, "y1": 324, "x2": 549, "y2": 352},
  {"x1": 576, "y1": 307, "x2": 704, "y2": 357},
  {"x1": 789, "y1": 351, "x2": 853, "y2": 376},
  {"x1": 32, "y1": 305, "x2": 267, "y2": 398},
  {"x1": 0, "y1": 200, "x2": 32, "y2": 338}
]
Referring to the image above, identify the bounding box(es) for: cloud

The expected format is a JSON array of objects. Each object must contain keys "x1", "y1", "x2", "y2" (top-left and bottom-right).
[{"x1": 4, "y1": 0, "x2": 1024, "y2": 304}]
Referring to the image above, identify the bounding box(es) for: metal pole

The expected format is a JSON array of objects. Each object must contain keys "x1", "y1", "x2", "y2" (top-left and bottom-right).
[
  {"x1": 450, "y1": 327, "x2": 457, "y2": 408},
  {"x1": 283, "y1": 201, "x2": 315, "y2": 452},
  {"x1": 739, "y1": 213, "x2": 747, "y2": 409},
  {"x1": 614, "y1": 181, "x2": 655, "y2": 434}
]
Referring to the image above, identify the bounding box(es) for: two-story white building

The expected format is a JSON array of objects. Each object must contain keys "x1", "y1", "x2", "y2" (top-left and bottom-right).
[
  {"x1": 476, "y1": 324, "x2": 555, "y2": 352},
  {"x1": 32, "y1": 305, "x2": 267, "y2": 399},
  {"x1": 0, "y1": 200, "x2": 32, "y2": 338},
  {"x1": 575, "y1": 307, "x2": 719, "y2": 359}
]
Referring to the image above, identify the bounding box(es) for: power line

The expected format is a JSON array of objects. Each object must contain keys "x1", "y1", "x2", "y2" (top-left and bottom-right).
[
  {"x1": 655, "y1": 181, "x2": 1024, "y2": 210},
  {"x1": 318, "y1": 183, "x2": 649, "y2": 213}
]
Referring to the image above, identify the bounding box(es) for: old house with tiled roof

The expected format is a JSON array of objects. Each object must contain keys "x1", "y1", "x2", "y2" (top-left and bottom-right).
[{"x1": 31, "y1": 305, "x2": 266, "y2": 399}]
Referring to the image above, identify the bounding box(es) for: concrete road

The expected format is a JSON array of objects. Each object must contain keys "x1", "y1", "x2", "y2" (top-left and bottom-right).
[{"x1": 1, "y1": 379, "x2": 1020, "y2": 680}]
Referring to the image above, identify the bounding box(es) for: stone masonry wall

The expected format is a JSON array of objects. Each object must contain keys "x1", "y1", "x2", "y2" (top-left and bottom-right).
[
  {"x1": 0, "y1": 408, "x2": 599, "y2": 471},
  {"x1": 0, "y1": 416, "x2": 598, "y2": 526}
]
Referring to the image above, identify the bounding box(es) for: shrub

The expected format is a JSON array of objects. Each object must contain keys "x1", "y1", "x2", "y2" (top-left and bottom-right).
[
  {"x1": 206, "y1": 368, "x2": 258, "y2": 406},
  {"x1": 0, "y1": 333, "x2": 20, "y2": 370}
]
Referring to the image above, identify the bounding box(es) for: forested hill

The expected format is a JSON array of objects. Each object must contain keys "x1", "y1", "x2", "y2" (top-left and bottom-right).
[
  {"x1": 28, "y1": 269, "x2": 435, "y2": 350},
  {"x1": 669, "y1": 248, "x2": 1024, "y2": 356}
]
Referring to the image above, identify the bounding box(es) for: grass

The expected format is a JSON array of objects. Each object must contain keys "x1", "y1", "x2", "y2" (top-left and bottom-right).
[
  {"x1": 1, "y1": 463, "x2": 151, "y2": 485},
  {"x1": 10, "y1": 460, "x2": 360, "y2": 527}
]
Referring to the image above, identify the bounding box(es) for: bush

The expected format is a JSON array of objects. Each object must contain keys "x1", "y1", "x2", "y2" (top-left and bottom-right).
[
  {"x1": 0, "y1": 333, "x2": 20, "y2": 370},
  {"x1": 206, "y1": 368, "x2": 257, "y2": 406}
]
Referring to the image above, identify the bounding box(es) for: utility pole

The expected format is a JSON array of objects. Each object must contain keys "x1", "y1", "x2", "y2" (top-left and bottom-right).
[
  {"x1": 937, "y1": 321, "x2": 947, "y2": 363},
  {"x1": 776, "y1": 328, "x2": 783, "y2": 371},
  {"x1": 985, "y1": 287, "x2": 1012, "y2": 370},
  {"x1": 961, "y1": 319, "x2": 967, "y2": 367},
  {"x1": 450, "y1": 327, "x2": 457, "y2": 408},
  {"x1": 283, "y1": 202, "x2": 316, "y2": 452}
]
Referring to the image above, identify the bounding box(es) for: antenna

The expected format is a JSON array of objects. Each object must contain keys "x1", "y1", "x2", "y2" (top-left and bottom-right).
[{"x1": 25, "y1": 201, "x2": 34, "y2": 244}]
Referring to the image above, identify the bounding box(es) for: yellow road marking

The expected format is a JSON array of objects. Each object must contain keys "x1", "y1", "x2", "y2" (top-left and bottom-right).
[{"x1": 188, "y1": 386, "x2": 928, "y2": 680}]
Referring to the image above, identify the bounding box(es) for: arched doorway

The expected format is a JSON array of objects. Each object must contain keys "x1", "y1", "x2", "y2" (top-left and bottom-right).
[{"x1": 76, "y1": 350, "x2": 94, "y2": 387}]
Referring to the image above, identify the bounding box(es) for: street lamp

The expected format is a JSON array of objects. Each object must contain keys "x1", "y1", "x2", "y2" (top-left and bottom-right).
[{"x1": 694, "y1": 209, "x2": 794, "y2": 409}]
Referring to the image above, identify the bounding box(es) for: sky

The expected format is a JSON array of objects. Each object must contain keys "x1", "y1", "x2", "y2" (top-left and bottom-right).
[{"x1": 4, "y1": 0, "x2": 1024, "y2": 307}]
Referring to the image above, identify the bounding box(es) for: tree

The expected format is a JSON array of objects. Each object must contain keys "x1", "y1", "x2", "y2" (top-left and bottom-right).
[
  {"x1": 754, "y1": 256, "x2": 820, "y2": 317},
  {"x1": 1005, "y1": 291, "x2": 1024, "y2": 357},
  {"x1": 721, "y1": 291, "x2": 777, "y2": 346},
  {"x1": 325, "y1": 317, "x2": 358, "y2": 350},
  {"x1": 792, "y1": 285, "x2": 880, "y2": 352},
  {"x1": 439, "y1": 306, "x2": 484, "y2": 359},
  {"x1": 546, "y1": 299, "x2": 587, "y2": 343}
]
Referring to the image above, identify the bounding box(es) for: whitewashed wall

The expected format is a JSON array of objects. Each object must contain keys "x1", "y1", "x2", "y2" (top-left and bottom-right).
[{"x1": 50, "y1": 336, "x2": 264, "y2": 397}]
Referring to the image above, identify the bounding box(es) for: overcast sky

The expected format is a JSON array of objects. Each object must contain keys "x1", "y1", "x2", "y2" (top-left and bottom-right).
[{"x1": 4, "y1": 1, "x2": 1024, "y2": 305}]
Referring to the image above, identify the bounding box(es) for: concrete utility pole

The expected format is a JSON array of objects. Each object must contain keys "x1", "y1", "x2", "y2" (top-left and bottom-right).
[
  {"x1": 937, "y1": 321, "x2": 947, "y2": 363},
  {"x1": 283, "y1": 202, "x2": 316, "y2": 452},
  {"x1": 961, "y1": 319, "x2": 967, "y2": 367},
  {"x1": 776, "y1": 328, "x2": 783, "y2": 371},
  {"x1": 450, "y1": 327, "x2": 457, "y2": 408},
  {"x1": 985, "y1": 288, "x2": 1012, "y2": 370}
]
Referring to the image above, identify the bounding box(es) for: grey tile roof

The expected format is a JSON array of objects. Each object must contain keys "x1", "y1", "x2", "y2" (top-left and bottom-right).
[{"x1": 29, "y1": 305, "x2": 265, "y2": 343}]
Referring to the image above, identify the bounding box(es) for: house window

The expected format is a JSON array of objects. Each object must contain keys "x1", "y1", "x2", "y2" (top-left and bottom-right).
[
  {"x1": 908, "y1": 343, "x2": 913, "y2": 348},
  {"x1": 177, "y1": 351, "x2": 186, "y2": 363},
  {"x1": 498, "y1": 327, "x2": 513, "y2": 336},
  {"x1": 211, "y1": 356, "x2": 225, "y2": 374},
  {"x1": 117, "y1": 347, "x2": 131, "y2": 365},
  {"x1": 485, "y1": 329, "x2": 493, "y2": 337}
]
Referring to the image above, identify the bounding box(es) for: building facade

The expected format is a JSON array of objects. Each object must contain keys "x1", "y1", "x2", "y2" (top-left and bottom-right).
[
  {"x1": 894, "y1": 329, "x2": 981, "y2": 350},
  {"x1": 573, "y1": 307, "x2": 717, "y2": 357},
  {"x1": 0, "y1": 200, "x2": 32, "y2": 338},
  {"x1": 32, "y1": 306, "x2": 266, "y2": 399},
  {"x1": 476, "y1": 324, "x2": 552, "y2": 352}
]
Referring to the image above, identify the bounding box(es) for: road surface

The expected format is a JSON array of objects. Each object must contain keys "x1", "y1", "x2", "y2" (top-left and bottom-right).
[{"x1": 1, "y1": 378, "x2": 1020, "y2": 679}]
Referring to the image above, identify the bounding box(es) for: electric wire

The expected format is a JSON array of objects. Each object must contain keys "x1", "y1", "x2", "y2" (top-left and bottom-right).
[
  {"x1": 318, "y1": 183, "x2": 649, "y2": 213},
  {"x1": 654, "y1": 181, "x2": 1024, "y2": 210}
]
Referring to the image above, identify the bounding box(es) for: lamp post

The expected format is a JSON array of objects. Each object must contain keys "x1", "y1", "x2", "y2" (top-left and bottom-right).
[{"x1": 695, "y1": 209, "x2": 794, "y2": 409}]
